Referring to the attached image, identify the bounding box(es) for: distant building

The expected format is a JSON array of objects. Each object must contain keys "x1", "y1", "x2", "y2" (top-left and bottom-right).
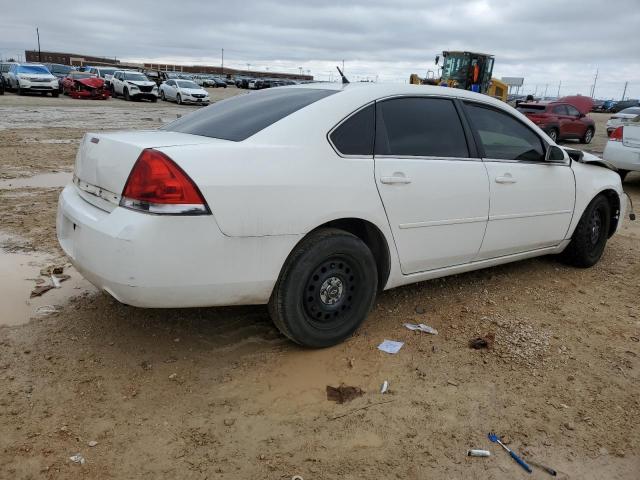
[
  {"x1": 24, "y1": 50, "x2": 313, "y2": 80},
  {"x1": 25, "y1": 50, "x2": 120, "y2": 66}
]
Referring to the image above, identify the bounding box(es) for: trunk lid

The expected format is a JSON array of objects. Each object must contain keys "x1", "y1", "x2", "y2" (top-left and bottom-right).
[{"x1": 74, "y1": 130, "x2": 224, "y2": 203}]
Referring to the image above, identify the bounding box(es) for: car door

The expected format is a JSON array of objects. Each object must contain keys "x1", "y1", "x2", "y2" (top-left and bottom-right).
[
  {"x1": 374, "y1": 96, "x2": 490, "y2": 274},
  {"x1": 551, "y1": 104, "x2": 571, "y2": 137},
  {"x1": 463, "y1": 102, "x2": 575, "y2": 259},
  {"x1": 565, "y1": 104, "x2": 584, "y2": 137},
  {"x1": 165, "y1": 80, "x2": 176, "y2": 99}
]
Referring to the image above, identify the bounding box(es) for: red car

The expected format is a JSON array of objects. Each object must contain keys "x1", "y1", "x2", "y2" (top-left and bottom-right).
[
  {"x1": 517, "y1": 97, "x2": 595, "y2": 144},
  {"x1": 62, "y1": 72, "x2": 110, "y2": 100}
]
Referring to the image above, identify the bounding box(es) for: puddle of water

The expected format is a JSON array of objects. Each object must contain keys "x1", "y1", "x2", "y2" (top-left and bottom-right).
[
  {"x1": 0, "y1": 244, "x2": 95, "y2": 326},
  {"x1": 0, "y1": 171, "x2": 72, "y2": 189}
]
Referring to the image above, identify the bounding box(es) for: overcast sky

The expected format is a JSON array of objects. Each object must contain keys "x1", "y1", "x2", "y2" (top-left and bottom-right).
[{"x1": 1, "y1": 0, "x2": 639, "y2": 99}]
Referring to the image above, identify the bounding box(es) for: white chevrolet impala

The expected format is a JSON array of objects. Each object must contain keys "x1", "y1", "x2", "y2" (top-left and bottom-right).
[{"x1": 57, "y1": 83, "x2": 628, "y2": 347}]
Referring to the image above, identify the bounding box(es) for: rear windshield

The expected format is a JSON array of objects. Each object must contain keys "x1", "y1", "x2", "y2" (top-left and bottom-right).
[
  {"x1": 50, "y1": 64, "x2": 73, "y2": 74},
  {"x1": 177, "y1": 80, "x2": 199, "y2": 89},
  {"x1": 17, "y1": 65, "x2": 50, "y2": 74},
  {"x1": 163, "y1": 88, "x2": 337, "y2": 141},
  {"x1": 98, "y1": 68, "x2": 117, "y2": 76},
  {"x1": 516, "y1": 105, "x2": 547, "y2": 113}
]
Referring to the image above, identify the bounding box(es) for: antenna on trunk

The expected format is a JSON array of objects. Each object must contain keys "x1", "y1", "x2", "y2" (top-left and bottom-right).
[{"x1": 336, "y1": 66, "x2": 349, "y2": 84}]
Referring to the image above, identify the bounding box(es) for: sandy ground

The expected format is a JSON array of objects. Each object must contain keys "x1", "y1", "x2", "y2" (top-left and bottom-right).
[{"x1": 0, "y1": 92, "x2": 638, "y2": 480}]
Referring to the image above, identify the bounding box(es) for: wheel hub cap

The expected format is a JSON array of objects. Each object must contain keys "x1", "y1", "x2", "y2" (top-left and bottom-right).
[{"x1": 319, "y1": 277, "x2": 344, "y2": 305}]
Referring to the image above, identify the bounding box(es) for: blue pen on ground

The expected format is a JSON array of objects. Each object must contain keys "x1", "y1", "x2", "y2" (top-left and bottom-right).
[{"x1": 488, "y1": 432, "x2": 532, "y2": 473}]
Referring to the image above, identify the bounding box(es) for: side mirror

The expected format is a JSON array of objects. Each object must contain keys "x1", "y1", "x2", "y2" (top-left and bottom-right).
[
  {"x1": 579, "y1": 113, "x2": 586, "y2": 118},
  {"x1": 546, "y1": 145, "x2": 566, "y2": 162}
]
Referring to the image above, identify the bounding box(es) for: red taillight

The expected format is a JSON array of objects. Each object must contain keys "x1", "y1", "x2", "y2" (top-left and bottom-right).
[
  {"x1": 610, "y1": 126, "x2": 624, "y2": 142},
  {"x1": 120, "y1": 149, "x2": 209, "y2": 215}
]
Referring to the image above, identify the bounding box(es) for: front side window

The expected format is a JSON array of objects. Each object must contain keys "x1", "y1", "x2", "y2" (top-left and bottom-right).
[
  {"x1": 330, "y1": 104, "x2": 375, "y2": 155},
  {"x1": 375, "y1": 97, "x2": 469, "y2": 157},
  {"x1": 566, "y1": 105, "x2": 580, "y2": 117},
  {"x1": 465, "y1": 102, "x2": 545, "y2": 162}
]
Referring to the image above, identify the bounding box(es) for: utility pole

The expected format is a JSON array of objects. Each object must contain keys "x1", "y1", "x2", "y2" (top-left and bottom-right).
[
  {"x1": 36, "y1": 27, "x2": 41, "y2": 62},
  {"x1": 557, "y1": 80, "x2": 561, "y2": 98},
  {"x1": 621, "y1": 81, "x2": 628, "y2": 101},
  {"x1": 221, "y1": 48, "x2": 224, "y2": 75},
  {"x1": 342, "y1": 59, "x2": 345, "y2": 73},
  {"x1": 590, "y1": 69, "x2": 598, "y2": 98},
  {"x1": 544, "y1": 84, "x2": 548, "y2": 98}
]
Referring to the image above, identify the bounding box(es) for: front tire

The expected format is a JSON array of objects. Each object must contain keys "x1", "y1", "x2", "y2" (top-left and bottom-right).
[
  {"x1": 123, "y1": 88, "x2": 130, "y2": 101},
  {"x1": 561, "y1": 195, "x2": 611, "y2": 268},
  {"x1": 176, "y1": 93, "x2": 182, "y2": 105},
  {"x1": 547, "y1": 128, "x2": 558, "y2": 143},
  {"x1": 581, "y1": 127, "x2": 594, "y2": 144},
  {"x1": 268, "y1": 228, "x2": 378, "y2": 348}
]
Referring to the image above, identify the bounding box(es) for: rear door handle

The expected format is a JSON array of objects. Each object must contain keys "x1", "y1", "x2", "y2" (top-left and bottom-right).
[
  {"x1": 495, "y1": 174, "x2": 517, "y2": 184},
  {"x1": 380, "y1": 174, "x2": 412, "y2": 185}
]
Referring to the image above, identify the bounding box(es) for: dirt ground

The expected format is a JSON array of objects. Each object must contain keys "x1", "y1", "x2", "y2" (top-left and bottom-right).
[{"x1": 0, "y1": 91, "x2": 638, "y2": 480}]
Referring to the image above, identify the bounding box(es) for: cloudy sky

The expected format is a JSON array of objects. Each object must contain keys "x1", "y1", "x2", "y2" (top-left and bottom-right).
[{"x1": 1, "y1": 0, "x2": 639, "y2": 99}]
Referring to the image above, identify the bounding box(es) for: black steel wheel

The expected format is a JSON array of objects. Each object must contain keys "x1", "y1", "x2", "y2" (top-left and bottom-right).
[
  {"x1": 269, "y1": 228, "x2": 378, "y2": 347},
  {"x1": 560, "y1": 195, "x2": 610, "y2": 267}
]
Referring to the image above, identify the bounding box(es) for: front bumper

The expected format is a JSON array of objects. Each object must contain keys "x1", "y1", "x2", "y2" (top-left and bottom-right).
[
  {"x1": 17, "y1": 79, "x2": 58, "y2": 91},
  {"x1": 130, "y1": 91, "x2": 158, "y2": 100},
  {"x1": 56, "y1": 184, "x2": 299, "y2": 308},
  {"x1": 181, "y1": 96, "x2": 210, "y2": 105}
]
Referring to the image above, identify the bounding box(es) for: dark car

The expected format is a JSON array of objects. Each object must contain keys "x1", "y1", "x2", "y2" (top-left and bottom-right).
[
  {"x1": 516, "y1": 102, "x2": 596, "y2": 144},
  {"x1": 611, "y1": 99, "x2": 640, "y2": 113},
  {"x1": 0, "y1": 74, "x2": 5, "y2": 95},
  {"x1": 44, "y1": 63, "x2": 75, "y2": 93}
]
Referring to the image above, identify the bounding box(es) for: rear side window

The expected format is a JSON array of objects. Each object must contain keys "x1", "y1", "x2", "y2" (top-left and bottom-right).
[
  {"x1": 517, "y1": 105, "x2": 547, "y2": 114},
  {"x1": 465, "y1": 102, "x2": 545, "y2": 162},
  {"x1": 330, "y1": 104, "x2": 375, "y2": 155},
  {"x1": 164, "y1": 88, "x2": 337, "y2": 141},
  {"x1": 375, "y1": 97, "x2": 469, "y2": 157}
]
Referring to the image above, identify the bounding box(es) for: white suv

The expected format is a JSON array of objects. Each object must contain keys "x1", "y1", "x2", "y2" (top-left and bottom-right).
[
  {"x1": 8, "y1": 63, "x2": 59, "y2": 96},
  {"x1": 111, "y1": 70, "x2": 158, "y2": 102}
]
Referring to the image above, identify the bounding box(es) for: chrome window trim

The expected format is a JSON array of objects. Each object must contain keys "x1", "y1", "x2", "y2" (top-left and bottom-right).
[{"x1": 374, "y1": 154, "x2": 482, "y2": 162}]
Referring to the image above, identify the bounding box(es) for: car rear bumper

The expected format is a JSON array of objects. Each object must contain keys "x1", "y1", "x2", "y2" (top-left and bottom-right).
[
  {"x1": 56, "y1": 184, "x2": 300, "y2": 308},
  {"x1": 603, "y1": 141, "x2": 640, "y2": 171}
]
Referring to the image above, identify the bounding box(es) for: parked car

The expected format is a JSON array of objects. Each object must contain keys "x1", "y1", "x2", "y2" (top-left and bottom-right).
[
  {"x1": 517, "y1": 101, "x2": 595, "y2": 143},
  {"x1": 0, "y1": 73, "x2": 5, "y2": 95},
  {"x1": 159, "y1": 79, "x2": 209, "y2": 105},
  {"x1": 611, "y1": 99, "x2": 640, "y2": 113},
  {"x1": 210, "y1": 77, "x2": 227, "y2": 88},
  {"x1": 56, "y1": 84, "x2": 627, "y2": 347},
  {"x1": 44, "y1": 63, "x2": 75, "y2": 93},
  {"x1": 603, "y1": 122, "x2": 640, "y2": 181},
  {"x1": 110, "y1": 70, "x2": 158, "y2": 101},
  {"x1": 61, "y1": 71, "x2": 110, "y2": 99},
  {"x1": 89, "y1": 66, "x2": 119, "y2": 87},
  {"x1": 7, "y1": 63, "x2": 59, "y2": 96},
  {"x1": 0, "y1": 62, "x2": 19, "y2": 85},
  {"x1": 606, "y1": 107, "x2": 640, "y2": 136}
]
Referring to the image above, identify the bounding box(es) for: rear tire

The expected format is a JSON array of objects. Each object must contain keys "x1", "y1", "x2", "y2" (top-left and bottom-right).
[
  {"x1": 561, "y1": 195, "x2": 610, "y2": 268},
  {"x1": 580, "y1": 127, "x2": 594, "y2": 144},
  {"x1": 547, "y1": 128, "x2": 559, "y2": 143},
  {"x1": 160, "y1": 90, "x2": 166, "y2": 101},
  {"x1": 268, "y1": 228, "x2": 378, "y2": 348}
]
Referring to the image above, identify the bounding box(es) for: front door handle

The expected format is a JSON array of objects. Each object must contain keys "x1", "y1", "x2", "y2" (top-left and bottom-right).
[
  {"x1": 380, "y1": 174, "x2": 412, "y2": 185},
  {"x1": 495, "y1": 174, "x2": 517, "y2": 184}
]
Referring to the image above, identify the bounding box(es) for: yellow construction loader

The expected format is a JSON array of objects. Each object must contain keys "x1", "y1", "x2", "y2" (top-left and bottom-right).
[{"x1": 410, "y1": 51, "x2": 508, "y2": 102}]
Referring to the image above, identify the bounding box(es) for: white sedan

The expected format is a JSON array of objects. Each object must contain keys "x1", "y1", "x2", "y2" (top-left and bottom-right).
[
  {"x1": 57, "y1": 83, "x2": 628, "y2": 347},
  {"x1": 606, "y1": 107, "x2": 640, "y2": 135},
  {"x1": 159, "y1": 79, "x2": 210, "y2": 105},
  {"x1": 603, "y1": 123, "x2": 640, "y2": 181}
]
